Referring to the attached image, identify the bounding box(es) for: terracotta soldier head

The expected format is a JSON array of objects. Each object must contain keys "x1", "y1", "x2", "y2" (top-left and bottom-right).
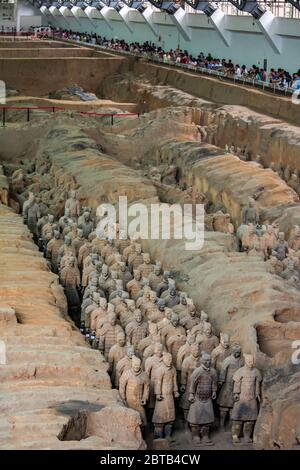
[
  {"x1": 170, "y1": 313, "x2": 179, "y2": 327},
  {"x1": 54, "y1": 230, "x2": 60, "y2": 240},
  {"x1": 126, "y1": 345, "x2": 135, "y2": 358},
  {"x1": 132, "y1": 356, "x2": 142, "y2": 375},
  {"x1": 201, "y1": 351, "x2": 211, "y2": 369},
  {"x1": 149, "y1": 291, "x2": 157, "y2": 303},
  {"x1": 244, "y1": 353, "x2": 254, "y2": 368},
  {"x1": 68, "y1": 256, "x2": 76, "y2": 268},
  {"x1": 232, "y1": 344, "x2": 242, "y2": 358},
  {"x1": 117, "y1": 332, "x2": 126, "y2": 347},
  {"x1": 134, "y1": 309, "x2": 143, "y2": 324},
  {"x1": 162, "y1": 352, "x2": 173, "y2": 369},
  {"x1": 220, "y1": 333, "x2": 230, "y2": 349},
  {"x1": 108, "y1": 312, "x2": 117, "y2": 326},
  {"x1": 133, "y1": 269, "x2": 142, "y2": 281},
  {"x1": 180, "y1": 292, "x2": 187, "y2": 305},
  {"x1": 154, "y1": 343, "x2": 163, "y2": 358},
  {"x1": 191, "y1": 343, "x2": 200, "y2": 359},
  {"x1": 143, "y1": 253, "x2": 151, "y2": 264},
  {"x1": 99, "y1": 298, "x2": 108, "y2": 310},
  {"x1": 204, "y1": 323, "x2": 212, "y2": 338},
  {"x1": 65, "y1": 235, "x2": 72, "y2": 246}
]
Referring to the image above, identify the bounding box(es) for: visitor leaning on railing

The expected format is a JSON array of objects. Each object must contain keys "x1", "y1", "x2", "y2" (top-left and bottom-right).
[{"x1": 56, "y1": 28, "x2": 299, "y2": 96}]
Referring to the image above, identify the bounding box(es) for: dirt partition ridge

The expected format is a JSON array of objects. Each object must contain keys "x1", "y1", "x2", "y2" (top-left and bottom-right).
[
  {"x1": 101, "y1": 75, "x2": 300, "y2": 173},
  {"x1": 130, "y1": 60, "x2": 300, "y2": 126}
]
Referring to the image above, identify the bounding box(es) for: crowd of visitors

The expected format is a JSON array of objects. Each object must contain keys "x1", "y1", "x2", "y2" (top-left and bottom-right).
[{"x1": 58, "y1": 29, "x2": 300, "y2": 90}]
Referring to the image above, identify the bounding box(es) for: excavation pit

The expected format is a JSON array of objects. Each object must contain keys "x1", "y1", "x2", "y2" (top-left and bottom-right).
[{"x1": 0, "y1": 38, "x2": 300, "y2": 451}]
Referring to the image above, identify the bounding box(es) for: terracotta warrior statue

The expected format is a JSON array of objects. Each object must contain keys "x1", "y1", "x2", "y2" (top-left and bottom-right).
[
  {"x1": 37, "y1": 214, "x2": 48, "y2": 241},
  {"x1": 115, "y1": 229, "x2": 130, "y2": 254},
  {"x1": 281, "y1": 258, "x2": 297, "y2": 280},
  {"x1": 119, "y1": 356, "x2": 150, "y2": 428},
  {"x1": 117, "y1": 262, "x2": 132, "y2": 289},
  {"x1": 180, "y1": 304, "x2": 200, "y2": 331},
  {"x1": 108, "y1": 332, "x2": 126, "y2": 388},
  {"x1": 79, "y1": 211, "x2": 94, "y2": 239},
  {"x1": 241, "y1": 197, "x2": 259, "y2": 225},
  {"x1": 213, "y1": 211, "x2": 234, "y2": 234},
  {"x1": 261, "y1": 224, "x2": 277, "y2": 260},
  {"x1": 59, "y1": 208, "x2": 73, "y2": 232},
  {"x1": 84, "y1": 292, "x2": 101, "y2": 331},
  {"x1": 81, "y1": 254, "x2": 100, "y2": 288},
  {"x1": 91, "y1": 297, "x2": 109, "y2": 334},
  {"x1": 78, "y1": 240, "x2": 92, "y2": 269},
  {"x1": 142, "y1": 291, "x2": 160, "y2": 323},
  {"x1": 115, "y1": 345, "x2": 135, "y2": 388},
  {"x1": 80, "y1": 285, "x2": 97, "y2": 328},
  {"x1": 231, "y1": 354, "x2": 262, "y2": 443},
  {"x1": 173, "y1": 292, "x2": 189, "y2": 318},
  {"x1": 128, "y1": 243, "x2": 144, "y2": 273},
  {"x1": 139, "y1": 253, "x2": 155, "y2": 279},
  {"x1": 211, "y1": 333, "x2": 231, "y2": 373},
  {"x1": 59, "y1": 256, "x2": 81, "y2": 323},
  {"x1": 148, "y1": 262, "x2": 164, "y2": 293},
  {"x1": 136, "y1": 285, "x2": 151, "y2": 312},
  {"x1": 145, "y1": 343, "x2": 164, "y2": 413},
  {"x1": 72, "y1": 228, "x2": 85, "y2": 256},
  {"x1": 97, "y1": 264, "x2": 110, "y2": 295},
  {"x1": 161, "y1": 313, "x2": 185, "y2": 347},
  {"x1": 109, "y1": 280, "x2": 129, "y2": 303},
  {"x1": 152, "y1": 352, "x2": 179, "y2": 440},
  {"x1": 176, "y1": 332, "x2": 196, "y2": 381},
  {"x1": 187, "y1": 352, "x2": 218, "y2": 445},
  {"x1": 273, "y1": 232, "x2": 289, "y2": 261},
  {"x1": 59, "y1": 236, "x2": 77, "y2": 271},
  {"x1": 46, "y1": 230, "x2": 63, "y2": 273},
  {"x1": 217, "y1": 344, "x2": 244, "y2": 430},
  {"x1": 23, "y1": 194, "x2": 41, "y2": 236},
  {"x1": 122, "y1": 239, "x2": 137, "y2": 263},
  {"x1": 125, "y1": 309, "x2": 148, "y2": 353},
  {"x1": 191, "y1": 311, "x2": 210, "y2": 337},
  {"x1": 163, "y1": 281, "x2": 180, "y2": 308},
  {"x1": 137, "y1": 322, "x2": 160, "y2": 359},
  {"x1": 166, "y1": 333, "x2": 186, "y2": 367},
  {"x1": 156, "y1": 271, "x2": 170, "y2": 298},
  {"x1": 98, "y1": 312, "x2": 124, "y2": 360},
  {"x1": 65, "y1": 189, "x2": 81, "y2": 220},
  {"x1": 22, "y1": 191, "x2": 34, "y2": 223},
  {"x1": 116, "y1": 298, "x2": 134, "y2": 328},
  {"x1": 126, "y1": 269, "x2": 143, "y2": 301},
  {"x1": 241, "y1": 223, "x2": 259, "y2": 253},
  {"x1": 197, "y1": 323, "x2": 219, "y2": 354},
  {"x1": 180, "y1": 343, "x2": 201, "y2": 422},
  {"x1": 41, "y1": 214, "x2": 55, "y2": 243}
]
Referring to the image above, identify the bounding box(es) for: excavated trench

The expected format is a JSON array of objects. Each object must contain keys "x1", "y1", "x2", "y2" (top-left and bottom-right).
[{"x1": 1, "y1": 46, "x2": 300, "y2": 449}]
